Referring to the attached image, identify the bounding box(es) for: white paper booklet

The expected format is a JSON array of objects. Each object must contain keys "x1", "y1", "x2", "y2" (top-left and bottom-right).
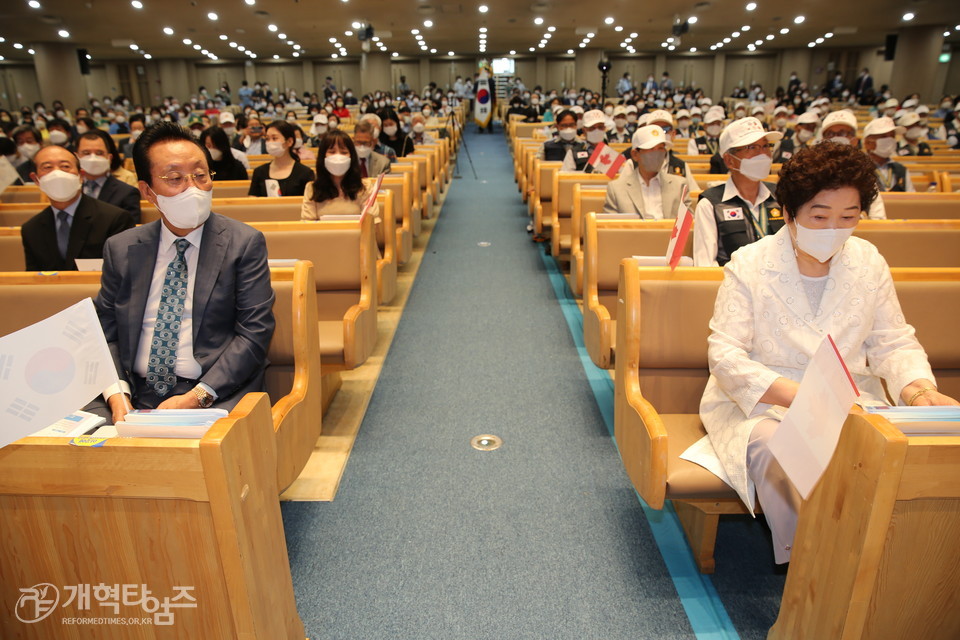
[{"x1": 30, "y1": 410, "x2": 106, "y2": 437}]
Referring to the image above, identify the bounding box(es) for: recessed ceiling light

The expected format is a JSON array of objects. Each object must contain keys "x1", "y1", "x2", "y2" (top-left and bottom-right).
[
  {"x1": 710, "y1": 45, "x2": 717, "y2": 50},
  {"x1": 128, "y1": 43, "x2": 138, "y2": 50},
  {"x1": 12, "y1": 42, "x2": 22, "y2": 49},
  {"x1": 689, "y1": 47, "x2": 697, "y2": 52},
  {"x1": 548, "y1": 26, "x2": 556, "y2": 32},
  {"x1": 329, "y1": 37, "x2": 337, "y2": 43},
  {"x1": 529, "y1": 47, "x2": 536, "y2": 52},
  {"x1": 748, "y1": 44, "x2": 756, "y2": 51},
  {"x1": 392, "y1": 52, "x2": 398, "y2": 57},
  {"x1": 688, "y1": 16, "x2": 698, "y2": 24},
  {"x1": 534, "y1": 17, "x2": 544, "y2": 25},
  {"x1": 794, "y1": 15, "x2": 805, "y2": 24},
  {"x1": 245, "y1": 0, "x2": 255, "y2": 5},
  {"x1": 286, "y1": 40, "x2": 293, "y2": 45},
  {"x1": 144, "y1": 53, "x2": 152, "y2": 59},
  {"x1": 292, "y1": 51, "x2": 299, "y2": 57},
  {"x1": 567, "y1": 48, "x2": 574, "y2": 54},
  {"x1": 668, "y1": 45, "x2": 675, "y2": 50},
  {"x1": 207, "y1": 11, "x2": 218, "y2": 20},
  {"x1": 58, "y1": 29, "x2": 70, "y2": 38},
  {"x1": 732, "y1": 31, "x2": 740, "y2": 37},
  {"x1": 544, "y1": 33, "x2": 551, "y2": 39},
  {"x1": 273, "y1": 54, "x2": 279, "y2": 59},
  {"x1": 195, "y1": 44, "x2": 203, "y2": 50},
  {"x1": 902, "y1": 12, "x2": 914, "y2": 21},
  {"x1": 201, "y1": 49, "x2": 208, "y2": 54},
  {"x1": 630, "y1": 32, "x2": 638, "y2": 38},
  {"x1": 278, "y1": 33, "x2": 287, "y2": 39},
  {"x1": 604, "y1": 17, "x2": 614, "y2": 25},
  {"x1": 824, "y1": 32, "x2": 833, "y2": 38},
  {"x1": 661, "y1": 42, "x2": 668, "y2": 48},
  {"x1": 345, "y1": 30, "x2": 353, "y2": 36},
  {"x1": 816, "y1": 37, "x2": 824, "y2": 43},
  {"x1": 219, "y1": 34, "x2": 228, "y2": 40},
  {"x1": 424, "y1": 20, "x2": 433, "y2": 27},
  {"x1": 448, "y1": 51, "x2": 454, "y2": 56},
  {"x1": 352, "y1": 21, "x2": 362, "y2": 29},
  {"x1": 586, "y1": 32, "x2": 595, "y2": 38},
  {"x1": 667, "y1": 37, "x2": 674, "y2": 43},
  {"x1": 766, "y1": 34, "x2": 774, "y2": 40},
  {"x1": 479, "y1": 27, "x2": 487, "y2": 33},
  {"x1": 746, "y1": 2, "x2": 757, "y2": 10},
  {"x1": 430, "y1": 48, "x2": 436, "y2": 53},
  {"x1": 183, "y1": 38, "x2": 192, "y2": 45},
  {"x1": 510, "y1": 49, "x2": 516, "y2": 54},
  {"x1": 479, "y1": 5, "x2": 488, "y2": 13},
  {"x1": 808, "y1": 42, "x2": 815, "y2": 47},
  {"x1": 755, "y1": 39, "x2": 763, "y2": 45},
  {"x1": 229, "y1": 41, "x2": 237, "y2": 47},
  {"x1": 28, "y1": 0, "x2": 41, "y2": 8},
  {"x1": 780, "y1": 28, "x2": 789, "y2": 34},
  {"x1": 742, "y1": 25, "x2": 751, "y2": 31},
  {"x1": 268, "y1": 24, "x2": 278, "y2": 32},
  {"x1": 294, "y1": 44, "x2": 301, "y2": 50},
  {"x1": 131, "y1": 0, "x2": 143, "y2": 8},
  {"x1": 415, "y1": 34, "x2": 423, "y2": 40},
  {"x1": 614, "y1": 25, "x2": 623, "y2": 32}
]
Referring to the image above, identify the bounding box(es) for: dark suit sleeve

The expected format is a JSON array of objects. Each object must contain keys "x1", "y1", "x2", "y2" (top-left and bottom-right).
[
  {"x1": 22, "y1": 227, "x2": 42, "y2": 272},
  {"x1": 119, "y1": 186, "x2": 142, "y2": 224},
  {"x1": 94, "y1": 237, "x2": 130, "y2": 386},
  {"x1": 198, "y1": 230, "x2": 275, "y2": 397},
  {"x1": 710, "y1": 154, "x2": 728, "y2": 175},
  {"x1": 248, "y1": 164, "x2": 266, "y2": 196},
  {"x1": 108, "y1": 207, "x2": 136, "y2": 236}
]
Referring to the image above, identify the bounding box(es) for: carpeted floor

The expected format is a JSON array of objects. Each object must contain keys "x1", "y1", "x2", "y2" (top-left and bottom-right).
[{"x1": 281, "y1": 125, "x2": 784, "y2": 639}]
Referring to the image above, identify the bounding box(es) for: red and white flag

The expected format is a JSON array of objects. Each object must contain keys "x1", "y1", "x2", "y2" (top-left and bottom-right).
[
  {"x1": 665, "y1": 186, "x2": 693, "y2": 270},
  {"x1": 586, "y1": 142, "x2": 625, "y2": 178},
  {"x1": 361, "y1": 173, "x2": 385, "y2": 219}
]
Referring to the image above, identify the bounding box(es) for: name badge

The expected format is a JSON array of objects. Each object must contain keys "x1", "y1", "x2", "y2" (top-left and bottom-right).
[
  {"x1": 576, "y1": 151, "x2": 589, "y2": 159},
  {"x1": 722, "y1": 207, "x2": 744, "y2": 221}
]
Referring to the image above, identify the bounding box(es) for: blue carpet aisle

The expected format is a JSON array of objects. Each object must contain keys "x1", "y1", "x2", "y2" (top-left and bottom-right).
[{"x1": 280, "y1": 126, "x2": 783, "y2": 639}]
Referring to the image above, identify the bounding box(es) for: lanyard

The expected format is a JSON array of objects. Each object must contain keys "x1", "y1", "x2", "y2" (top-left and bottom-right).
[
  {"x1": 876, "y1": 166, "x2": 894, "y2": 191},
  {"x1": 744, "y1": 200, "x2": 770, "y2": 240}
]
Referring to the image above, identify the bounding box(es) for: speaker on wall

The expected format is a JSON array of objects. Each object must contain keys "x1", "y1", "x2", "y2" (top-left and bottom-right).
[
  {"x1": 884, "y1": 35, "x2": 897, "y2": 61},
  {"x1": 77, "y1": 48, "x2": 91, "y2": 75}
]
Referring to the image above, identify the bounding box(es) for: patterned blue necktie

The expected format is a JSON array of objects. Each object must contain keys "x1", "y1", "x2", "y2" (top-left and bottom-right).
[
  {"x1": 146, "y1": 238, "x2": 189, "y2": 397},
  {"x1": 56, "y1": 210, "x2": 70, "y2": 258}
]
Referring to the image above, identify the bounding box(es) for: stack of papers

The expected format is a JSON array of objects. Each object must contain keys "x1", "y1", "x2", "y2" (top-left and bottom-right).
[
  {"x1": 115, "y1": 409, "x2": 228, "y2": 438},
  {"x1": 862, "y1": 405, "x2": 960, "y2": 435},
  {"x1": 30, "y1": 410, "x2": 106, "y2": 438}
]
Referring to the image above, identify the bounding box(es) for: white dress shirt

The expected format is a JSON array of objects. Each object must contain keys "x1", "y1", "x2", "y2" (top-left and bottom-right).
[{"x1": 638, "y1": 173, "x2": 664, "y2": 220}]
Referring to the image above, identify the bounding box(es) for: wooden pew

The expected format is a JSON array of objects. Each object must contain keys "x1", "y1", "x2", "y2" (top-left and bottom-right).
[
  {"x1": 395, "y1": 156, "x2": 435, "y2": 220},
  {"x1": 551, "y1": 172, "x2": 611, "y2": 259},
  {"x1": 379, "y1": 173, "x2": 418, "y2": 264},
  {"x1": 532, "y1": 160, "x2": 562, "y2": 235},
  {"x1": 570, "y1": 184, "x2": 608, "y2": 296},
  {"x1": 582, "y1": 215, "x2": 691, "y2": 369},
  {"x1": 0, "y1": 393, "x2": 306, "y2": 639},
  {"x1": 250, "y1": 217, "x2": 378, "y2": 391},
  {"x1": 0, "y1": 185, "x2": 45, "y2": 204},
  {"x1": 768, "y1": 413, "x2": 960, "y2": 640},
  {"x1": 0, "y1": 262, "x2": 323, "y2": 493},
  {"x1": 883, "y1": 192, "x2": 960, "y2": 218},
  {"x1": 614, "y1": 263, "x2": 960, "y2": 573}
]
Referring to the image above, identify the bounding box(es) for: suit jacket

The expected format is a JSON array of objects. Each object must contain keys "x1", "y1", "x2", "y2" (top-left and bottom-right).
[
  {"x1": 698, "y1": 226, "x2": 934, "y2": 510},
  {"x1": 364, "y1": 151, "x2": 391, "y2": 178},
  {"x1": 94, "y1": 213, "x2": 276, "y2": 405},
  {"x1": 94, "y1": 174, "x2": 142, "y2": 223},
  {"x1": 21, "y1": 195, "x2": 134, "y2": 271},
  {"x1": 602, "y1": 168, "x2": 688, "y2": 219}
]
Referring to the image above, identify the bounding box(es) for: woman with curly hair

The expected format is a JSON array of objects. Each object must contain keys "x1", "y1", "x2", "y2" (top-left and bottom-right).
[
  {"x1": 699, "y1": 142, "x2": 958, "y2": 564},
  {"x1": 300, "y1": 129, "x2": 380, "y2": 222}
]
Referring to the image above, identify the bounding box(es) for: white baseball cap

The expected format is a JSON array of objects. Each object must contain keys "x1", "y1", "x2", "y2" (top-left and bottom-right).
[
  {"x1": 864, "y1": 116, "x2": 905, "y2": 137},
  {"x1": 902, "y1": 98, "x2": 918, "y2": 110},
  {"x1": 218, "y1": 111, "x2": 235, "y2": 124},
  {"x1": 646, "y1": 109, "x2": 673, "y2": 126},
  {"x1": 898, "y1": 112, "x2": 921, "y2": 128},
  {"x1": 719, "y1": 117, "x2": 783, "y2": 155},
  {"x1": 703, "y1": 107, "x2": 725, "y2": 124},
  {"x1": 796, "y1": 111, "x2": 820, "y2": 125},
  {"x1": 632, "y1": 125, "x2": 672, "y2": 150},
  {"x1": 883, "y1": 98, "x2": 899, "y2": 110},
  {"x1": 821, "y1": 110, "x2": 857, "y2": 133},
  {"x1": 676, "y1": 108, "x2": 690, "y2": 119},
  {"x1": 582, "y1": 109, "x2": 606, "y2": 128},
  {"x1": 613, "y1": 105, "x2": 627, "y2": 117}
]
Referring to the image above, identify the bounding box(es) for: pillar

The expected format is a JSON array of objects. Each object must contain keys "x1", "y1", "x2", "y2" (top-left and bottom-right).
[
  {"x1": 889, "y1": 26, "x2": 944, "y2": 101},
  {"x1": 419, "y1": 57, "x2": 431, "y2": 93},
  {"x1": 157, "y1": 59, "x2": 191, "y2": 102},
  {"x1": 575, "y1": 47, "x2": 605, "y2": 94},
  {"x1": 301, "y1": 60, "x2": 315, "y2": 95},
  {"x1": 33, "y1": 43, "x2": 87, "y2": 107},
  {"x1": 711, "y1": 53, "x2": 726, "y2": 103},
  {"x1": 536, "y1": 54, "x2": 547, "y2": 90},
  {"x1": 361, "y1": 52, "x2": 392, "y2": 96}
]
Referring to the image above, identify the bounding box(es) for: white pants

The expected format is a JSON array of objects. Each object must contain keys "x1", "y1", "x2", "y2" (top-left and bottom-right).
[{"x1": 747, "y1": 419, "x2": 803, "y2": 564}]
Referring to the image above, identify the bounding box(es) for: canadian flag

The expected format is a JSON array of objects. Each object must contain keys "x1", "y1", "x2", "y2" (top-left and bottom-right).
[
  {"x1": 665, "y1": 186, "x2": 693, "y2": 270},
  {"x1": 586, "y1": 142, "x2": 625, "y2": 178},
  {"x1": 361, "y1": 173, "x2": 385, "y2": 219}
]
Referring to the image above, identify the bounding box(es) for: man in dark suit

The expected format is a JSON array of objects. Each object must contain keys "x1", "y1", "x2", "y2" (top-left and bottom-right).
[
  {"x1": 77, "y1": 130, "x2": 142, "y2": 223},
  {"x1": 854, "y1": 68, "x2": 873, "y2": 103},
  {"x1": 93, "y1": 121, "x2": 275, "y2": 423},
  {"x1": 21, "y1": 145, "x2": 134, "y2": 271}
]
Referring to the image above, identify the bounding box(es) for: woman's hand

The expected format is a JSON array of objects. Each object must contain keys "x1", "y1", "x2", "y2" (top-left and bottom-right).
[
  {"x1": 901, "y1": 379, "x2": 960, "y2": 407},
  {"x1": 758, "y1": 377, "x2": 801, "y2": 408}
]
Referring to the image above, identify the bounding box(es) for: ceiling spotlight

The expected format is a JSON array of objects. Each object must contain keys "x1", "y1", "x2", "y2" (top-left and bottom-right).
[
  {"x1": 794, "y1": 15, "x2": 805, "y2": 24},
  {"x1": 816, "y1": 37, "x2": 824, "y2": 43},
  {"x1": 144, "y1": 53, "x2": 152, "y2": 59},
  {"x1": 58, "y1": 29, "x2": 70, "y2": 38},
  {"x1": 668, "y1": 45, "x2": 675, "y2": 50},
  {"x1": 567, "y1": 48, "x2": 574, "y2": 54},
  {"x1": 510, "y1": 49, "x2": 516, "y2": 54},
  {"x1": 479, "y1": 5, "x2": 488, "y2": 13},
  {"x1": 292, "y1": 52, "x2": 299, "y2": 57},
  {"x1": 131, "y1": 0, "x2": 142, "y2": 7},
  {"x1": 424, "y1": 20, "x2": 433, "y2": 27},
  {"x1": 780, "y1": 28, "x2": 789, "y2": 34},
  {"x1": 614, "y1": 25, "x2": 623, "y2": 32},
  {"x1": 278, "y1": 33, "x2": 286, "y2": 39},
  {"x1": 529, "y1": 47, "x2": 536, "y2": 52},
  {"x1": 630, "y1": 32, "x2": 638, "y2": 38},
  {"x1": 548, "y1": 26, "x2": 556, "y2": 32},
  {"x1": 902, "y1": 12, "x2": 914, "y2": 21},
  {"x1": 207, "y1": 11, "x2": 218, "y2": 20},
  {"x1": 689, "y1": 47, "x2": 697, "y2": 52},
  {"x1": 183, "y1": 38, "x2": 192, "y2": 45},
  {"x1": 604, "y1": 17, "x2": 614, "y2": 25},
  {"x1": 748, "y1": 44, "x2": 756, "y2": 51},
  {"x1": 667, "y1": 37, "x2": 674, "y2": 43},
  {"x1": 245, "y1": 0, "x2": 255, "y2": 5},
  {"x1": 415, "y1": 34, "x2": 423, "y2": 40},
  {"x1": 195, "y1": 43, "x2": 203, "y2": 50},
  {"x1": 755, "y1": 39, "x2": 763, "y2": 45},
  {"x1": 742, "y1": 25, "x2": 751, "y2": 31},
  {"x1": 766, "y1": 34, "x2": 774, "y2": 40},
  {"x1": 286, "y1": 40, "x2": 293, "y2": 45},
  {"x1": 229, "y1": 41, "x2": 237, "y2": 47},
  {"x1": 808, "y1": 42, "x2": 815, "y2": 48},
  {"x1": 723, "y1": 37, "x2": 731, "y2": 43},
  {"x1": 746, "y1": 2, "x2": 757, "y2": 10},
  {"x1": 411, "y1": 29, "x2": 420, "y2": 35},
  {"x1": 586, "y1": 32, "x2": 595, "y2": 38},
  {"x1": 479, "y1": 27, "x2": 487, "y2": 33},
  {"x1": 329, "y1": 37, "x2": 337, "y2": 43},
  {"x1": 219, "y1": 34, "x2": 228, "y2": 40},
  {"x1": 28, "y1": 0, "x2": 41, "y2": 8},
  {"x1": 294, "y1": 44, "x2": 301, "y2": 50},
  {"x1": 392, "y1": 52, "x2": 399, "y2": 57},
  {"x1": 448, "y1": 51, "x2": 455, "y2": 56},
  {"x1": 12, "y1": 42, "x2": 22, "y2": 49},
  {"x1": 544, "y1": 33, "x2": 551, "y2": 39},
  {"x1": 824, "y1": 32, "x2": 833, "y2": 38},
  {"x1": 345, "y1": 30, "x2": 353, "y2": 36},
  {"x1": 430, "y1": 48, "x2": 437, "y2": 53},
  {"x1": 273, "y1": 54, "x2": 279, "y2": 59},
  {"x1": 200, "y1": 49, "x2": 208, "y2": 55},
  {"x1": 128, "y1": 43, "x2": 138, "y2": 50},
  {"x1": 268, "y1": 24, "x2": 278, "y2": 32},
  {"x1": 710, "y1": 45, "x2": 717, "y2": 50},
  {"x1": 352, "y1": 21, "x2": 362, "y2": 29},
  {"x1": 534, "y1": 17, "x2": 543, "y2": 25}
]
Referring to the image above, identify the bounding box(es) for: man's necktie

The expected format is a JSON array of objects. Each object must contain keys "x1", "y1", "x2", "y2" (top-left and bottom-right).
[
  {"x1": 146, "y1": 238, "x2": 189, "y2": 397},
  {"x1": 360, "y1": 158, "x2": 368, "y2": 178},
  {"x1": 56, "y1": 210, "x2": 70, "y2": 258},
  {"x1": 83, "y1": 180, "x2": 97, "y2": 197}
]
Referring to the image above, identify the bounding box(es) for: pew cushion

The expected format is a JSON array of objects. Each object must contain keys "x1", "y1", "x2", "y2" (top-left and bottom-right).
[{"x1": 663, "y1": 414, "x2": 742, "y2": 499}]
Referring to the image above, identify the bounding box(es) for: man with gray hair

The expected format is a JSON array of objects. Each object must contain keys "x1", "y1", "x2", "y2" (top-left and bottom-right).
[{"x1": 353, "y1": 121, "x2": 391, "y2": 178}]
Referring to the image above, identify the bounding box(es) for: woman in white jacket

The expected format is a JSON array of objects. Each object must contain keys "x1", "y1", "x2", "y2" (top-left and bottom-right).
[{"x1": 700, "y1": 142, "x2": 958, "y2": 564}]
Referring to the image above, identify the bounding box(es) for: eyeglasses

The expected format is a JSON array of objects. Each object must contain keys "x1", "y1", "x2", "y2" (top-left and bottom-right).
[
  {"x1": 157, "y1": 171, "x2": 215, "y2": 188},
  {"x1": 734, "y1": 143, "x2": 773, "y2": 154}
]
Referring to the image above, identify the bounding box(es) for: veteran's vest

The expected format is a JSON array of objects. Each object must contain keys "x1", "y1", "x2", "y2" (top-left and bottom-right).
[{"x1": 700, "y1": 182, "x2": 782, "y2": 265}]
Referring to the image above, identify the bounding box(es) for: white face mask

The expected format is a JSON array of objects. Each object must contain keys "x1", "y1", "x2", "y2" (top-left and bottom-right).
[
  {"x1": 792, "y1": 222, "x2": 855, "y2": 263},
  {"x1": 412, "y1": 122, "x2": 425, "y2": 134},
  {"x1": 586, "y1": 129, "x2": 606, "y2": 144},
  {"x1": 294, "y1": 138, "x2": 303, "y2": 149},
  {"x1": 558, "y1": 128, "x2": 577, "y2": 141},
  {"x1": 38, "y1": 169, "x2": 82, "y2": 201},
  {"x1": 734, "y1": 153, "x2": 773, "y2": 181},
  {"x1": 383, "y1": 125, "x2": 398, "y2": 137},
  {"x1": 905, "y1": 126, "x2": 923, "y2": 141},
  {"x1": 48, "y1": 130, "x2": 69, "y2": 145},
  {"x1": 223, "y1": 126, "x2": 236, "y2": 137},
  {"x1": 266, "y1": 140, "x2": 287, "y2": 157},
  {"x1": 314, "y1": 125, "x2": 328, "y2": 135},
  {"x1": 705, "y1": 123, "x2": 722, "y2": 137},
  {"x1": 324, "y1": 153, "x2": 351, "y2": 176},
  {"x1": 79, "y1": 154, "x2": 110, "y2": 176},
  {"x1": 18, "y1": 142, "x2": 41, "y2": 159},
  {"x1": 152, "y1": 185, "x2": 212, "y2": 229},
  {"x1": 76, "y1": 124, "x2": 89, "y2": 135},
  {"x1": 208, "y1": 148, "x2": 224, "y2": 162},
  {"x1": 797, "y1": 129, "x2": 815, "y2": 143},
  {"x1": 872, "y1": 137, "x2": 897, "y2": 158},
  {"x1": 604, "y1": 106, "x2": 614, "y2": 116},
  {"x1": 614, "y1": 118, "x2": 626, "y2": 130},
  {"x1": 355, "y1": 144, "x2": 372, "y2": 159},
  {"x1": 627, "y1": 114, "x2": 638, "y2": 123},
  {"x1": 130, "y1": 129, "x2": 143, "y2": 141}
]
